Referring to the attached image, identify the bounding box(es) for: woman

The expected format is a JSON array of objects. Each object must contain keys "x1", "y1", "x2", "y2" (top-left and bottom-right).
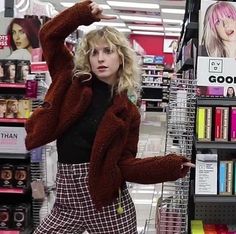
[
  {"x1": 25, "y1": 1, "x2": 194, "y2": 233},
  {"x1": 226, "y1": 86, "x2": 235, "y2": 97},
  {"x1": 6, "y1": 18, "x2": 41, "y2": 60},
  {"x1": 201, "y1": 1, "x2": 236, "y2": 57}
]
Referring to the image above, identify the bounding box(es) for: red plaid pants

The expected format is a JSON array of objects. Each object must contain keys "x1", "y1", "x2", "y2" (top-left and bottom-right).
[{"x1": 33, "y1": 163, "x2": 137, "y2": 234}]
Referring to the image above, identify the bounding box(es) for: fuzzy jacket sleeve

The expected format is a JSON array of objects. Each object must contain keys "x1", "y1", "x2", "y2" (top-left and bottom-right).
[
  {"x1": 118, "y1": 113, "x2": 190, "y2": 184},
  {"x1": 39, "y1": 0, "x2": 99, "y2": 78}
]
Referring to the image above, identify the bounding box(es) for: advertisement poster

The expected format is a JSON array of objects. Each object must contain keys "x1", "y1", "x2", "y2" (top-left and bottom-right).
[
  {"x1": 0, "y1": 17, "x2": 42, "y2": 61},
  {"x1": 199, "y1": 1, "x2": 236, "y2": 58},
  {"x1": 197, "y1": 57, "x2": 236, "y2": 97},
  {"x1": 197, "y1": 1, "x2": 236, "y2": 97}
]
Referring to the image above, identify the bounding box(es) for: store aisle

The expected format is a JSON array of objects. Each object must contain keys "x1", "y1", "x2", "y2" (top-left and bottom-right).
[{"x1": 129, "y1": 111, "x2": 167, "y2": 234}]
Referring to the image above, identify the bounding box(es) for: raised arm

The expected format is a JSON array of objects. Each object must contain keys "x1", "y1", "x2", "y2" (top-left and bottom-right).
[
  {"x1": 39, "y1": 0, "x2": 116, "y2": 78},
  {"x1": 39, "y1": 1, "x2": 98, "y2": 77}
]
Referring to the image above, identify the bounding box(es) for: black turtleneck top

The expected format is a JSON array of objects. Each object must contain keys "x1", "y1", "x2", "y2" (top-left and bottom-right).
[{"x1": 56, "y1": 77, "x2": 112, "y2": 164}]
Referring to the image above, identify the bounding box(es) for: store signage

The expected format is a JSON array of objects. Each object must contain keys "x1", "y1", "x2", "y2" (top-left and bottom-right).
[
  {"x1": 0, "y1": 126, "x2": 27, "y2": 153},
  {"x1": 197, "y1": 56, "x2": 236, "y2": 97}
]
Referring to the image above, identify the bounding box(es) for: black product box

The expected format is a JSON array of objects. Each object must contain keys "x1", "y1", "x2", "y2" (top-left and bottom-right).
[
  {"x1": 0, "y1": 164, "x2": 14, "y2": 188},
  {"x1": 14, "y1": 165, "x2": 30, "y2": 188},
  {"x1": 16, "y1": 60, "x2": 30, "y2": 83},
  {"x1": 12, "y1": 203, "x2": 31, "y2": 230},
  {"x1": 3, "y1": 60, "x2": 17, "y2": 83},
  {"x1": 0, "y1": 205, "x2": 12, "y2": 229}
]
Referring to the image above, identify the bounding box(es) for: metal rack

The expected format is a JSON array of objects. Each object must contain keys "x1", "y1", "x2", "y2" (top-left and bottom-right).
[{"x1": 157, "y1": 74, "x2": 197, "y2": 233}]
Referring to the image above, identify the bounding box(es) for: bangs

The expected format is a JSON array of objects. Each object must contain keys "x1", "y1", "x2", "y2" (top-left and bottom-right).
[{"x1": 210, "y1": 3, "x2": 236, "y2": 29}]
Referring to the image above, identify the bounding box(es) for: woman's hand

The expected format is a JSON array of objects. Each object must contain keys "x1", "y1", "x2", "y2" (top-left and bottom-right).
[
  {"x1": 180, "y1": 162, "x2": 195, "y2": 177},
  {"x1": 89, "y1": 1, "x2": 117, "y2": 20}
]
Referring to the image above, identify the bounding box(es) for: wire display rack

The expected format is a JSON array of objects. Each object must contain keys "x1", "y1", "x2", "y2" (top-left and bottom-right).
[{"x1": 157, "y1": 73, "x2": 197, "y2": 233}]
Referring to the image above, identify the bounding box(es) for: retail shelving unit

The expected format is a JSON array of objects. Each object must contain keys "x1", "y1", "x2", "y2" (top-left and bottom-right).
[
  {"x1": 141, "y1": 55, "x2": 170, "y2": 112},
  {"x1": 155, "y1": 0, "x2": 199, "y2": 232}
]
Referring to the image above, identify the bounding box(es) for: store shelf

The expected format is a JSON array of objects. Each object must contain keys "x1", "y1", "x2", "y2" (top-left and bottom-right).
[
  {"x1": 0, "y1": 227, "x2": 32, "y2": 234},
  {"x1": 178, "y1": 58, "x2": 193, "y2": 72},
  {"x1": 142, "y1": 99, "x2": 162, "y2": 102},
  {"x1": 141, "y1": 86, "x2": 162, "y2": 89},
  {"x1": 0, "y1": 188, "x2": 26, "y2": 194},
  {"x1": 195, "y1": 141, "x2": 236, "y2": 149},
  {"x1": 0, "y1": 153, "x2": 30, "y2": 159},
  {"x1": 197, "y1": 97, "x2": 236, "y2": 106},
  {"x1": 195, "y1": 195, "x2": 236, "y2": 203},
  {"x1": 177, "y1": 22, "x2": 198, "y2": 62},
  {"x1": 0, "y1": 83, "x2": 26, "y2": 89},
  {"x1": 0, "y1": 118, "x2": 27, "y2": 123}
]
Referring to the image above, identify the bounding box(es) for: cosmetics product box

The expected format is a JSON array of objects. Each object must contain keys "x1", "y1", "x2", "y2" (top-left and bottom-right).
[
  {"x1": 3, "y1": 60, "x2": 17, "y2": 83},
  {"x1": 0, "y1": 164, "x2": 14, "y2": 188},
  {"x1": 231, "y1": 107, "x2": 236, "y2": 141},
  {"x1": 214, "y1": 107, "x2": 229, "y2": 141},
  {"x1": 5, "y1": 98, "x2": 18, "y2": 119},
  {"x1": 0, "y1": 205, "x2": 11, "y2": 229},
  {"x1": 219, "y1": 160, "x2": 233, "y2": 195},
  {"x1": 12, "y1": 203, "x2": 31, "y2": 230},
  {"x1": 195, "y1": 154, "x2": 218, "y2": 194},
  {"x1": 16, "y1": 60, "x2": 30, "y2": 83},
  {"x1": 0, "y1": 99, "x2": 6, "y2": 118},
  {"x1": 0, "y1": 60, "x2": 5, "y2": 82},
  {"x1": 14, "y1": 165, "x2": 30, "y2": 188},
  {"x1": 18, "y1": 99, "x2": 32, "y2": 118}
]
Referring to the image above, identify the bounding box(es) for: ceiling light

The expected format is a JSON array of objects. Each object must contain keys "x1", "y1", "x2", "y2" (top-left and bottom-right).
[
  {"x1": 161, "y1": 8, "x2": 185, "y2": 14},
  {"x1": 163, "y1": 19, "x2": 183, "y2": 24},
  {"x1": 60, "y1": 3, "x2": 110, "y2": 9},
  {"x1": 132, "y1": 31, "x2": 164, "y2": 36},
  {"x1": 165, "y1": 32, "x2": 180, "y2": 37},
  {"x1": 120, "y1": 15, "x2": 161, "y2": 23},
  {"x1": 60, "y1": 2, "x2": 74, "y2": 7},
  {"x1": 99, "y1": 4, "x2": 111, "y2": 9},
  {"x1": 165, "y1": 27, "x2": 181, "y2": 32},
  {"x1": 107, "y1": 1, "x2": 159, "y2": 9},
  {"x1": 129, "y1": 26, "x2": 163, "y2": 31},
  {"x1": 15, "y1": 0, "x2": 25, "y2": 8},
  {"x1": 94, "y1": 22, "x2": 126, "y2": 27},
  {"x1": 116, "y1": 28, "x2": 131, "y2": 32}
]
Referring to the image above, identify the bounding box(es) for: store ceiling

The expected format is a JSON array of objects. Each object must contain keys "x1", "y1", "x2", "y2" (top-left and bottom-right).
[{"x1": 39, "y1": 0, "x2": 186, "y2": 37}]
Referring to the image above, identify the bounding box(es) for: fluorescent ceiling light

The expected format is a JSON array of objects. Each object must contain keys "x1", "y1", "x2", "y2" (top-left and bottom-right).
[
  {"x1": 163, "y1": 19, "x2": 183, "y2": 24},
  {"x1": 60, "y1": 2, "x2": 110, "y2": 9},
  {"x1": 94, "y1": 22, "x2": 126, "y2": 27},
  {"x1": 116, "y1": 28, "x2": 131, "y2": 32},
  {"x1": 107, "y1": 1, "x2": 159, "y2": 9},
  {"x1": 99, "y1": 4, "x2": 111, "y2": 9},
  {"x1": 165, "y1": 27, "x2": 181, "y2": 32},
  {"x1": 60, "y1": 2, "x2": 74, "y2": 7},
  {"x1": 129, "y1": 26, "x2": 163, "y2": 31},
  {"x1": 120, "y1": 15, "x2": 161, "y2": 23},
  {"x1": 162, "y1": 8, "x2": 185, "y2": 14},
  {"x1": 132, "y1": 31, "x2": 164, "y2": 36},
  {"x1": 165, "y1": 32, "x2": 180, "y2": 37}
]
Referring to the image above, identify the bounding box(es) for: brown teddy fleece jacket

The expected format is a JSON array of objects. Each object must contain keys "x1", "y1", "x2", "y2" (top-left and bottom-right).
[{"x1": 25, "y1": 0, "x2": 190, "y2": 210}]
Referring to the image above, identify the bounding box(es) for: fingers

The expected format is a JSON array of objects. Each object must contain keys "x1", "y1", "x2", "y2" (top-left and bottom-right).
[
  {"x1": 182, "y1": 162, "x2": 195, "y2": 168},
  {"x1": 89, "y1": 2, "x2": 117, "y2": 20}
]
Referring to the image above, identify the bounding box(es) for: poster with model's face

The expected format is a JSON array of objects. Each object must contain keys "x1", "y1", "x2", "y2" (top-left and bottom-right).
[
  {"x1": 197, "y1": 1, "x2": 236, "y2": 98},
  {"x1": 0, "y1": 17, "x2": 42, "y2": 61},
  {"x1": 199, "y1": 0, "x2": 236, "y2": 57}
]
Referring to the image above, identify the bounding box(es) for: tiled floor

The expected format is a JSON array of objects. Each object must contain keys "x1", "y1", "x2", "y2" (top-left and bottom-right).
[{"x1": 129, "y1": 111, "x2": 167, "y2": 234}]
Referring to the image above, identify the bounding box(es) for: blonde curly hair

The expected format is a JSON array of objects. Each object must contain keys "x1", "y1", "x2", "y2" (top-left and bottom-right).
[{"x1": 74, "y1": 26, "x2": 141, "y2": 97}]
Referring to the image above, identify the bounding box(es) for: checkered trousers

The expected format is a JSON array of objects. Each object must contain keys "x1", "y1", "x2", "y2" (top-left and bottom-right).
[{"x1": 33, "y1": 163, "x2": 137, "y2": 234}]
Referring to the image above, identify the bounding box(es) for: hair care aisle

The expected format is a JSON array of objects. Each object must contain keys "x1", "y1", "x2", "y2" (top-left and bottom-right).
[{"x1": 129, "y1": 111, "x2": 167, "y2": 233}]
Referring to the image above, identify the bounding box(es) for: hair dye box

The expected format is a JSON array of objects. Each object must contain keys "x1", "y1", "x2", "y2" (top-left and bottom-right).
[
  {"x1": 214, "y1": 107, "x2": 229, "y2": 141},
  {"x1": 195, "y1": 154, "x2": 218, "y2": 195},
  {"x1": 12, "y1": 203, "x2": 31, "y2": 230},
  {"x1": 219, "y1": 161, "x2": 233, "y2": 195},
  {"x1": 230, "y1": 107, "x2": 236, "y2": 141},
  {"x1": 16, "y1": 60, "x2": 30, "y2": 83}
]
